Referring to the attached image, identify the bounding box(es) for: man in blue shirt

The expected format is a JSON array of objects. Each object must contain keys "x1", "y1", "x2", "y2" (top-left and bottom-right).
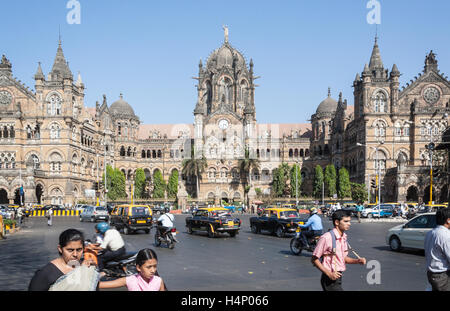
[
  {"x1": 424, "y1": 208, "x2": 450, "y2": 291},
  {"x1": 299, "y1": 208, "x2": 323, "y2": 250}
]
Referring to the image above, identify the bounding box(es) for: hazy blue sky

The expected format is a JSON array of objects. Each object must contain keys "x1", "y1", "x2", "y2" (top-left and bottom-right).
[{"x1": 1, "y1": 0, "x2": 450, "y2": 125}]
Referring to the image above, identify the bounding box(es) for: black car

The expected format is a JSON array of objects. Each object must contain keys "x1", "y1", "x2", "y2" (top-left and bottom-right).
[
  {"x1": 151, "y1": 205, "x2": 165, "y2": 215},
  {"x1": 109, "y1": 204, "x2": 153, "y2": 235},
  {"x1": 185, "y1": 207, "x2": 241, "y2": 238},
  {"x1": 249, "y1": 207, "x2": 307, "y2": 238}
]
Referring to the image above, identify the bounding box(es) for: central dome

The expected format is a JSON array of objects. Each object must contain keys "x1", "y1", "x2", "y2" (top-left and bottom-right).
[
  {"x1": 316, "y1": 89, "x2": 338, "y2": 114},
  {"x1": 110, "y1": 94, "x2": 136, "y2": 118},
  {"x1": 207, "y1": 43, "x2": 246, "y2": 69}
]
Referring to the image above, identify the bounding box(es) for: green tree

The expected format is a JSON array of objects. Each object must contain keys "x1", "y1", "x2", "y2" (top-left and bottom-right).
[
  {"x1": 238, "y1": 148, "x2": 261, "y2": 202},
  {"x1": 182, "y1": 146, "x2": 207, "y2": 199},
  {"x1": 152, "y1": 170, "x2": 166, "y2": 199},
  {"x1": 324, "y1": 164, "x2": 337, "y2": 198},
  {"x1": 103, "y1": 166, "x2": 126, "y2": 201},
  {"x1": 167, "y1": 170, "x2": 179, "y2": 199},
  {"x1": 133, "y1": 168, "x2": 147, "y2": 199},
  {"x1": 290, "y1": 164, "x2": 302, "y2": 199},
  {"x1": 313, "y1": 165, "x2": 324, "y2": 199},
  {"x1": 350, "y1": 182, "x2": 368, "y2": 203},
  {"x1": 338, "y1": 167, "x2": 351, "y2": 199},
  {"x1": 271, "y1": 162, "x2": 290, "y2": 197}
]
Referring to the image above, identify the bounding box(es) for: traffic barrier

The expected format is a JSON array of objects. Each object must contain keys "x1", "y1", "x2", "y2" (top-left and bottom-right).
[{"x1": 30, "y1": 210, "x2": 80, "y2": 217}]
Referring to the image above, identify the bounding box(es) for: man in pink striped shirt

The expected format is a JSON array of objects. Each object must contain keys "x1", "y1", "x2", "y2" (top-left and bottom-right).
[{"x1": 311, "y1": 210, "x2": 366, "y2": 291}]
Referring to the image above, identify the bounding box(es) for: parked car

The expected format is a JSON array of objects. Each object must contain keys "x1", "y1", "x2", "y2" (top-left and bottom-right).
[
  {"x1": 109, "y1": 204, "x2": 152, "y2": 235},
  {"x1": 386, "y1": 212, "x2": 436, "y2": 251},
  {"x1": 249, "y1": 207, "x2": 307, "y2": 238},
  {"x1": 185, "y1": 207, "x2": 241, "y2": 238},
  {"x1": 79, "y1": 205, "x2": 110, "y2": 223},
  {"x1": 361, "y1": 204, "x2": 395, "y2": 218}
]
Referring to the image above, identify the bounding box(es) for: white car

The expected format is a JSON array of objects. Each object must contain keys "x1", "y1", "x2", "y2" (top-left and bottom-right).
[{"x1": 386, "y1": 212, "x2": 436, "y2": 251}]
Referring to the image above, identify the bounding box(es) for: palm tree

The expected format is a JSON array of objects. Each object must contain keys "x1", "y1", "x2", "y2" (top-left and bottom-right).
[
  {"x1": 238, "y1": 148, "x2": 260, "y2": 205},
  {"x1": 182, "y1": 147, "x2": 207, "y2": 199}
]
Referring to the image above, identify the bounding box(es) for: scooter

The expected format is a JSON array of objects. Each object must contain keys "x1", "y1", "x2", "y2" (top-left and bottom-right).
[
  {"x1": 84, "y1": 241, "x2": 138, "y2": 278},
  {"x1": 153, "y1": 222, "x2": 177, "y2": 249},
  {"x1": 290, "y1": 228, "x2": 320, "y2": 255}
]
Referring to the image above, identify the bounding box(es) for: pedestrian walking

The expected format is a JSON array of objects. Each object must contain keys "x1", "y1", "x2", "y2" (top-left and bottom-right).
[
  {"x1": 311, "y1": 210, "x2": 366, "y2": 291},
  {"x1": 424, "y1": 208, "x2": 450, "y2": 291},
  {"x1": 17, "y1": 207, "x2": 24, "y2": 226},
  {"x1": 356, "y1": 202, "x2": 364, "y2": 223},
  {"x1": 46, "y1": 207, "x2": 53, "y2": 226}
]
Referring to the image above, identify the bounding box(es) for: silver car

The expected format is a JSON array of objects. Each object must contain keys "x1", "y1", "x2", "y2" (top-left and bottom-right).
[
  {"x1": 79, "y1": 205, "x2": 109, "y2": 223},
  {"x1": 386, "y1": 212, "x2": 436, "y2": 251}
]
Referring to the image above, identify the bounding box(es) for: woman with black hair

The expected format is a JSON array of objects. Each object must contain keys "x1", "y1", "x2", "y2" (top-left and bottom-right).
[
  {"x1": 99, "y1": 248, "x2": 166, "y2": 291},
  {"x1": 28, "y1": 229, "x2": 99, "y2": 291}
]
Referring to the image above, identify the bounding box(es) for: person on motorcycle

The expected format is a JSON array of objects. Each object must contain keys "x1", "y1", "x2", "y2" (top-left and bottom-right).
[
  {"x1": 92, "y1": 222, "x2": 126, "y2": 271},
  {"x1": 156, "y1": 207, "x2": 175, "y2": 241},
  {"x1": 299, "y1": 207, "x2": 323, "y2": 250}
]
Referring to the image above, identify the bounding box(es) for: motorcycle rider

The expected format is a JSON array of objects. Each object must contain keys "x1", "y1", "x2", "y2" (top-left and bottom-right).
[
  {"x1": 156, "y1": 207, "x2": 175, "y2": 241},
  {"x1": 91, "y1": 222, "x2": 126, "y2": 271},
  {"x1": 298, "y1": 207, "x2": 323, "y2": 250}
]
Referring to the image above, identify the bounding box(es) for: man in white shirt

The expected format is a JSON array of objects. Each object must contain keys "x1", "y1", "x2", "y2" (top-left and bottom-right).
[
  {"x1": 94, "y1": 222, "x2": 126, "y2": 271},
  {"x1": 157, "y1": 208, "x2": 175, "y2": 239},
  {"x1": 424, "y1": 208, "x2": 450, "y2": 291}
]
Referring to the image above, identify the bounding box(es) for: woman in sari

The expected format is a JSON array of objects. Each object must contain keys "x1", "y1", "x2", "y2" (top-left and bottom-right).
[{"x1": 28, "y1": 229, "x2": 100, "y2": 291}]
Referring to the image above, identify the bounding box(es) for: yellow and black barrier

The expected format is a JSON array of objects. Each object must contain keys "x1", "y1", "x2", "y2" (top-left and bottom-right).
[{"x1": 30, "y1": 210, "x2": 80, "y2": 217}]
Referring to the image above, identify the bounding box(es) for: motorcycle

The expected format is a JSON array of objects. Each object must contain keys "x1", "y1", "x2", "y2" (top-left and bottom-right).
[
  {"x1": 153, "y1": 222, "x2": 177, "y2": 249},
  {"x1": 84, "y1": 241, "x2": 138, "y2": 279},
  {"x1": 290, "y1": 228, "x2": 320, "y2": 255}
]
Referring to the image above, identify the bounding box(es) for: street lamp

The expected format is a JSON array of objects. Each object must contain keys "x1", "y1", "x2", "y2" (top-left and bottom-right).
[
  {"x1": 425, "y1": 112, "x2": 448, "y2": 205},
  {"x1": 357, "y1": 140, "x2": 385, "y2": 205}
]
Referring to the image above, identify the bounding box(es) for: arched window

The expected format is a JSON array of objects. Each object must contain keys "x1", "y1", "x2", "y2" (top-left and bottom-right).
[
  {"x1": 30, "y1": 154, "x2": 40, "y2": 169},
  {"x1": 50, "y1": 123, "x2": 61, "y2": 139},
  {"x1": 142, "y1": 150, "x2": 146, "y2": 158},
  {"x1": 47, "y1": 93, "x2": 62, "y2": 116},
  {"x1": 120, "y1": 146, "x2": 125, "y2": 157},
  {"x1": 49, "y1": 152, "x2": 63, "y2": 173},
  {"x1": 374, "y1": 91, "x2": 387, "y2": 113}
]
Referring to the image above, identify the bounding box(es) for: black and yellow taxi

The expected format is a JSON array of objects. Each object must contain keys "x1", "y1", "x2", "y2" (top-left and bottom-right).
[
  {"x1": 109, "y1": 204, "x2": 153, "y2": 235},
  {"x1": 249, "y1": 207, "x2": 307, "y2": 238},
  {"x1": 185, "y1": 207, "x2": 241, "y2": 238}
]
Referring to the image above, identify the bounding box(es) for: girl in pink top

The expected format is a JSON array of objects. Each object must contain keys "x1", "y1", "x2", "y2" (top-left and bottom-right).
[{"x1": 99, "y1": 248, "x2": 165, "y2": 291}]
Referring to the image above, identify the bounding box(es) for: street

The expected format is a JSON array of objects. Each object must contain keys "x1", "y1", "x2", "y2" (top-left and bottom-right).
[{"x1": 0, "y1": 214, "x2": 428, "y2": 291}]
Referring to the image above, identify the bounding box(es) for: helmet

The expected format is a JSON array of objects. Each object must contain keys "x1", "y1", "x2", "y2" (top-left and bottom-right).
[
  {"x1": 164, "y1": 207, "x2": 170, "y2": 214},
  {"x1": 95, "y1": 222, "x2": 110, "y2": 234},
  {"x1": 310, "y1": 207, "x2": 318, "y2": 215}
]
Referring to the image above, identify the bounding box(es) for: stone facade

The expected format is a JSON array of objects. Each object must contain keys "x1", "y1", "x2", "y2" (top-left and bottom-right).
[{"x1": 0, "y1": 33, "x2": 448, "y2": 206}]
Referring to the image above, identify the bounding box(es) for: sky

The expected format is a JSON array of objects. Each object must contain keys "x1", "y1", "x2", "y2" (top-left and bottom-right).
[{"x1": 1, "y1": 0, "x2": 450, "y2": 125}]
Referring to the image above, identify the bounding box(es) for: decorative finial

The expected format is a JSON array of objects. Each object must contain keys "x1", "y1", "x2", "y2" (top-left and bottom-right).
[
  {"x1": 120, "y1": 93, "x2": 123, "y2": 99},
  {"x1": 328, "y1": 87, "x2": 331, "y2": 97},
  {"x1": 222, "y1": 25, "x2": 229, "y2": 43}
]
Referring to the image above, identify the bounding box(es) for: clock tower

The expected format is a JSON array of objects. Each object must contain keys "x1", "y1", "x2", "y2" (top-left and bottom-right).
[{"x1": 193, "y1": 27, "x2": 257, "y2": 161}]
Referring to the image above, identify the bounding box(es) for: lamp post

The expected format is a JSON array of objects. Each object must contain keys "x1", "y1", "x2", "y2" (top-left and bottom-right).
[{"x1": 425, "y1": 112, "x2": 448, "y2": 205}]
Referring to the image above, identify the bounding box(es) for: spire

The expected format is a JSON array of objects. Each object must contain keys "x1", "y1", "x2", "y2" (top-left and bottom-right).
[
  {"x1": 424, "y1": 50, "x2": 438, "y2": 73},
  {"x1": 76, "y1": 71, "x2": 83, "y2": 86},
  {"x1": 50, "y1": 39, "x2": 73, "y2": 81},
  {"x1": 369, "y1": 36, "x2": 384, "y2": 70},
  {"x1": 34, "y1": 62, "x2": 45, "y2": 80},
  {"x1": 0, "y1": 55, "x2": 12, "y2": 77},
  {"x1": 327, "y1": 87, "x2": 331, "y2": 97},
  {"x1": 391, "y1": 63, "x2": 400, "y2": 77}
]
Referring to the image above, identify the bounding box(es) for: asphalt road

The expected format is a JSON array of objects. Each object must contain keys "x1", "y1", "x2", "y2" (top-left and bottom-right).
[{"x1": 0, "y1": 214, "x2": 428, "y2": 291}]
